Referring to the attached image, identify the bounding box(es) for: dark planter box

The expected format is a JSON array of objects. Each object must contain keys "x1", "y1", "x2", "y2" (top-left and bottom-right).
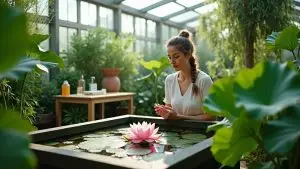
[{"x1": 30, "y1": 115, "x2": 239, "y2": 169}]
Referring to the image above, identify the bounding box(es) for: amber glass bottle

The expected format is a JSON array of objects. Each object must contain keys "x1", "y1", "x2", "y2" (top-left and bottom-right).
[{"x1": 61, "y1": 80, "x2": 70, "y2": 96}]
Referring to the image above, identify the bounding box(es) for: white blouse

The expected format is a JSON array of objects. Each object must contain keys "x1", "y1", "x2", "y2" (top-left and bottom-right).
[{"x1": 163, "y1": 71, "x2": 213, "y2": 116}]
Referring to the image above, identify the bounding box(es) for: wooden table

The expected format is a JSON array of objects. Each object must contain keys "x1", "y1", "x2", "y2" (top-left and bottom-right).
[{"x1": 55, "y1": 92, "x2": 135, "y2": 126}]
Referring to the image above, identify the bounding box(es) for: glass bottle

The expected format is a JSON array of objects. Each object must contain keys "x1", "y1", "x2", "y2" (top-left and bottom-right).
[
  {"x1": 61, "y1": 80, "x2": 70, "y2": 96},
  {"x1": 77, "y1": 75, "x2": 85, "y2": 94}
]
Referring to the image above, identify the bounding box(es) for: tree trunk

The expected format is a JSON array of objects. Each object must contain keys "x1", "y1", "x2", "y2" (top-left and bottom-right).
[{"x1": 245, "y1": 27, "x2": 256, "y2": 68}]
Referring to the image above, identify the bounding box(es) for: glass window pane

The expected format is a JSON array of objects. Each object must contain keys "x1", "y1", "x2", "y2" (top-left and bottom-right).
[
  {"x1": 186, "y1": 20, "x2": 199, "y2": 27},
  {"x1": 59, "y1": 27, "x2": 77, "y2": 53},
  {"x1": 195, "y1": 3, "x2": 218, "y2": 14},
  {"x1": 37, "y1": 0, "x2": 48, "y2": 16},
  {"x1": 122, "y1": 0, "x2": 162, "y2": 10},
  {"x1": 81, "y1": 1, "x2": 96, "y2": 26},
  {"x1": 68, "y1": 0, "x2": 77, "y2": 22},
  {"x1": 59, "y1": 27, "x2": 68, "y2": 53},
  {"x1": 59, "y1": 0, "x2": 67, "y2": 20},
  {"x1": 162, "y1": 24, "x2": 169, "y2": 41},
  {"x1": 176, "y1": 0, "x2": 205, "y2": 7},
  {"x1": 121, "y1": 13, "x2": 134, "y2": 33},
  {"x1": 27, "y1": 0, "x2": 48, "y2": 16},
  {"x1": 135, "y1": 17, "x2": 146, "y2": 36},
  {"x1": 147, "y1": 20, "x2": 156, "y2": 38},
  {"x1": 68, "y1": 28, "x2": 77, "y2": 50},
  {"x1": 170, "y1": 27, "x2": 179, "y2": 36},
  {"x1": 59, "y1": 0, "x2": 77, "y2": 22},
  {"x1": 170, "y1": 11, "x2": 199, "y2": 23},
  {"x1": 148, "y1": 2, "x2": 184, "y2": 17},
  {"x1": 147, "y1": 41, "x2": 156, "y2": 53},
  {"x1": 99, "y1": 6, "x2": 114, "y2": 29},
  {"x1": 135, "y1": 40, "x2": 145, "y2": 57}
]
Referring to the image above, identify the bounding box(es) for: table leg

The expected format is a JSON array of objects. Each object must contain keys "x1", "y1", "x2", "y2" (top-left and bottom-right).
[
  {"x1": 128, "y1": 97, "x2": 133, "y2": 114},
  {"x1": 88, "y1": 102, "x2": 95, "y2": 121},
  {"x1": 99, "y1": 103, "x2": 105, "y2": 119},
  {"x1": 55, "y1": 100, "x2": 62, "y2": 127}
]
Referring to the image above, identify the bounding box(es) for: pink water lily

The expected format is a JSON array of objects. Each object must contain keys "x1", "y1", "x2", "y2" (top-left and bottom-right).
[{"x1": 128, "y1": 121, "x2": 161, "y2": 143}]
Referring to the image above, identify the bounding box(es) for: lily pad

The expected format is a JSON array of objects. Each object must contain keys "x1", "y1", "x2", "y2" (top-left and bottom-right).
[
  {"x1": 78, "y1": 137, "x2": 127, "y2": 151},
  {"x1": 181, "y1": 133, "x2": 206, "y2": 140},
  {"x1": 161, "y1": 132, "x2": 179, "y2": 137}
]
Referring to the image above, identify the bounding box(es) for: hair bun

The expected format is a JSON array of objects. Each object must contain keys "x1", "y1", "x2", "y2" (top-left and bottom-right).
[{"x1": 179, "y1": 30, "x2": 190, "y2": 39}]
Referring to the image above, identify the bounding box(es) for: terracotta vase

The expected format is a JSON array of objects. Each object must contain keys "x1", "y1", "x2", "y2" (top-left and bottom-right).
[{"x1": 100, "y1": 68, "x2": 121, "y2": 92}]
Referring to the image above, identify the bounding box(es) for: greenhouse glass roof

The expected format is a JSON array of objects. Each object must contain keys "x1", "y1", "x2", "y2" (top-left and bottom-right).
[{"x1": 100, "y1": 0, "x2": 300, "y2": 30}]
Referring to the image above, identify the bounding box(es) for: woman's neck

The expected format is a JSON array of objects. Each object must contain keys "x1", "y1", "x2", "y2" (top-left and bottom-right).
[{"x1": 179, "y1": 68, "x2": 191, "y2": 81}]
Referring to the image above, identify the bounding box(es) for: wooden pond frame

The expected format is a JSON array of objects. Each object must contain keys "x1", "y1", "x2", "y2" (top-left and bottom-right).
[{"x1": 29, "y1": 115, "x2": 235, "y2": 169}]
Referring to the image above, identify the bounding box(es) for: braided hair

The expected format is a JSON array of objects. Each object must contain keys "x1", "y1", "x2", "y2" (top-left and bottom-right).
[{"x1": 167, "y1": 29, "x2": 199, "y2": 96}]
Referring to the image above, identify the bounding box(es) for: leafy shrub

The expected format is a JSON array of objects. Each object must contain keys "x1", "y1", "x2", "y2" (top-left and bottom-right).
[{"x1": 67, "y1": 28, "x2": 139, "y2": 91}]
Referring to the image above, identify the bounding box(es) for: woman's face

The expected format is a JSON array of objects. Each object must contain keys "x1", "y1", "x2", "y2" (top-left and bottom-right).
[{"x1": 167, "y1": 46, "x2": 190, "y2": 71}]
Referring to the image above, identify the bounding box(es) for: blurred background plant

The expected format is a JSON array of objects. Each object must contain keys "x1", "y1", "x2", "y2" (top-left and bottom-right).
[{"x1": 198, "y1": 0, "x2": 294, "y2": 78}]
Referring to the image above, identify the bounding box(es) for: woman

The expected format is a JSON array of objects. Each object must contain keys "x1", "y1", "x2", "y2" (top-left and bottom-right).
[{"x1": 154, "y1": 30, "x2": 214, "y2": 121}]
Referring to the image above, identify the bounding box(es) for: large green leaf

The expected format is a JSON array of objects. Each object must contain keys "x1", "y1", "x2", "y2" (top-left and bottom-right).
[
  {"x1": 203, "y1": 77, "x2": 241, "y2": 120},
  {"x1": 266, "y1": 32, "x2": 279, "y2": 50},
  {"x1": 28, "y1": 34, "x2": 49, "y2": 53},
  {"x1": 0, "y1": 5, "x2": 28, "y2": 72},
  {"x1": 0, "y1": 129, "x2": 37, "y2": 169},
  {"x1": 263, "y1": 106, "x2": 300, "y2": 153},
  {"x1": 211, "y1": 114, "x2": 260, "y2": 167},
  {"x1": 139, "y1": 60, "x2": 162, "y2": 70},
  {"x1": 234, "y1": 61, "x2": 300, "y2": 120},
  {"x1": 0, "y1": 110, "x2": 35, "y2": 133},
  {"x1": 275, "y1": 25, "x2": 300, "y2": 51},
  {"x1": 37, "y1": 50, "x2": 64, "y2": 68},
  {"x1": 0, "y1": 58, "x2": 40, "y2": 80}
]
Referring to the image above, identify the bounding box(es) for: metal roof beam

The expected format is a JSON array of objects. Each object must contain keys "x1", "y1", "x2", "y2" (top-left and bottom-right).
[
  {"x1": 162, "y1": 2, "x2": 206, "y2": 21},
  {"x1": 139, "y1": 0, "x2": 175, "y2": 13},
  {"x1": 113, "y1": 0, "x2": 125, "y2": 5}
]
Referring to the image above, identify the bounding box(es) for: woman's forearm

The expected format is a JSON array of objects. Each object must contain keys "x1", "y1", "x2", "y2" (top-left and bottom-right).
[{"x1": 178, "y1": 114, "x2": 216, "y2": 121}]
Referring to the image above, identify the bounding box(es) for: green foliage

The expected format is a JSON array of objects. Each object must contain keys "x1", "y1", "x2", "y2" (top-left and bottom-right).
[
  {"x1": 63, "y1": 107, "x2": 87, "y2": 125},
  {"x1": 137, "y1": 57, "x2": 170, "y2": 103},
  {"x1": 0, "y1": 4, "x2": 28, "y2": 72},
  {"x1": 0, "y1": 58, "x2": 41, "y2": 80},
  {"x1": 52, "y1": 69, "x2": 81, "y2": 94},
  {"x1": 211, "y1": 114, "x2": 260, "y2": 167},
  {"x1": 67, "y1": 28, "x2": 138, "y2": 91},
  {"x1": 203, "y1": 61, "x2": 300, "y2": 168},
  {"x1": 266, "y1": 25, "x2": 300, "y2": 69},
  {"x1": 263, "y1": 106, "x2": 300, "y2": 153},
  {"x1": 37, "y1": 82, "x2": 59, "y2": 114},
  {"x1": 134, "y1": 57, "x2": 170, "y2": 116},
  {"x1": 0, "y1": 129, "x2": 37, "y2": 169},
  {"x1": 235, "y1": 62, "x2": 300, "y2": 120},
  {"x1": 199, "y1": 0, "x2": 293, "y2": 76}
]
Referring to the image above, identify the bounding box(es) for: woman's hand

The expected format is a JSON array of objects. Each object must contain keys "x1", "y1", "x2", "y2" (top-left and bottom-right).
[{"x1": 154, "y1": 104, "x2": 180, "y2": 120}]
